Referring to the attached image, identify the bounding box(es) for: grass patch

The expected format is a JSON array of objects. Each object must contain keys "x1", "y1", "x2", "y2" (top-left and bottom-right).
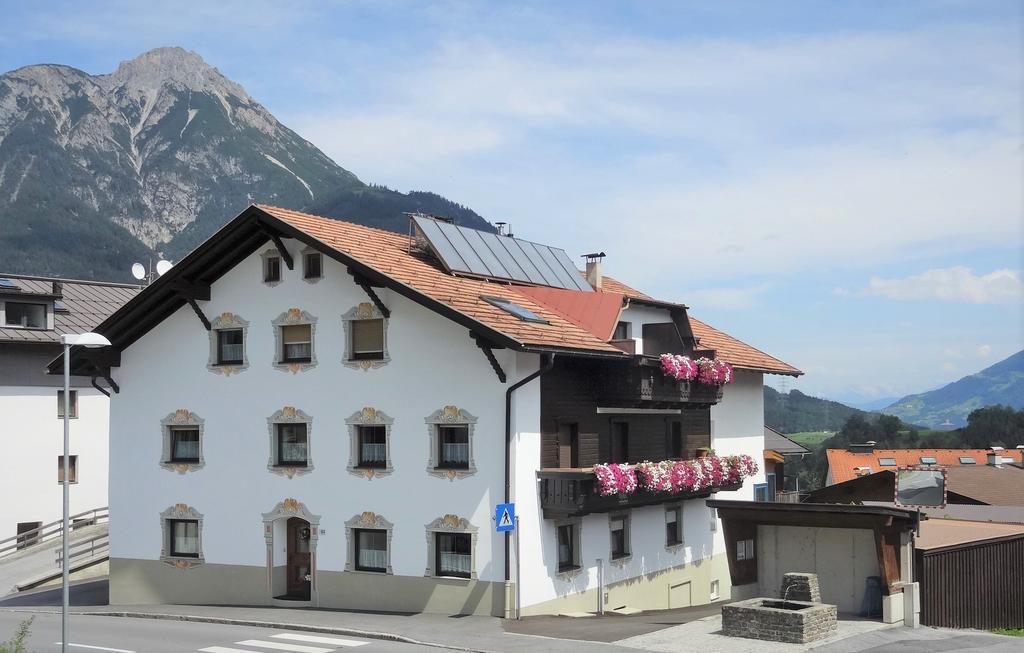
[
  {"x1": 993, "y1": 628, "x2": 1024, "y2": 637},
  {"x1": 787, "y1": 431, "x2": 835, "y2": 448}
]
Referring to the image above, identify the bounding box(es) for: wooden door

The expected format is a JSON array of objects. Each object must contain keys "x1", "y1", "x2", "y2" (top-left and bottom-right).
[{"x1": 286, "y1": 517, "x2": 311, "y2": 599}]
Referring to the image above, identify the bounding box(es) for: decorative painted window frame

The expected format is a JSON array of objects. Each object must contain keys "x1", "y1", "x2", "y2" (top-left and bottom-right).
[
  {"x1": 554, "y1": 517, "x2": 583, "y2": 579},
  {"x1": 424, "y1": 406, "x2": 477, "y2": 481},
  {"x1": 206, "y1": 312, "x2": 250, "y2": 376},
  {"x1": 341, "y1": 302, "x2": 390, "y2": 371},
  {"x1": 160, "y1": 409, "x2": 205, "y2": 474},
  {"x1": 609, "y1": 510, "x2": 632, "y2": 567},
  {"x1": 260, "y1": 248, "x2": 284, "y2": 288},
  {"x1": 424, "y1": 514, "x2": 478, "y2": 580},
  {"x1": 344, "y1": 511, "x2": 394, "y2": 574},
  {"x1": 345, "y1": 407, "x2": 394, "y2": 479},
  {"x1": 272, "y1": 308, "x2": 318, "y2": 374},
  {"x1": 301, "y1": 246, "x2": 324, "y2": 284},
  {"x1": 665, "y1": 502, "x2": 684, "y2": 552},
  {"x1": 267, "y1": 406, "x2": 314, "y2": 478},
  {"x1": 159, "y1": 503, "x2": 204, "y2": 568}
]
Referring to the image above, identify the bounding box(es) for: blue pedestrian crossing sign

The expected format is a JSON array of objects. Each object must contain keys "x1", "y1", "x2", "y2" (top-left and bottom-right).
[{"x1": 495, "y1": 503, "x2": 516, "y2": 532}]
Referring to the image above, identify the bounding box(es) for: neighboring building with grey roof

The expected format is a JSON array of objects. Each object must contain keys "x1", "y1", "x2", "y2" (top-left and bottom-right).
[{"x1": 0, "y1": 273, "x2": 138, "y2": 543}]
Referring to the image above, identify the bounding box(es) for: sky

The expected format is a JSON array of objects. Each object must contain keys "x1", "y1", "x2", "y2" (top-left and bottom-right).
[{"x1": 1, "y1": 0, "x2": 1021, "y2": 405}]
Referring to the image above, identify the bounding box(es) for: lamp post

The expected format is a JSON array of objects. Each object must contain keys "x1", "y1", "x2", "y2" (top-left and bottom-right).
[{"x1": 60, "y1": 332, "x2": 111, "y2": 653}]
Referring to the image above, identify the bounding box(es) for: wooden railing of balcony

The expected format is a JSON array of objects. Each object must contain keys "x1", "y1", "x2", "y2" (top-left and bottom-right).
[{"x1": 537, "y1": 467, "x2": 743, "y2": 519}]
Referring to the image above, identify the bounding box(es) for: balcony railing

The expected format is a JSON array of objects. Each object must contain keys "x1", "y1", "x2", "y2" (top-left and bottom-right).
[
  {"x1": 599, "y1": 359, "x2": 725, "y2": 407},
  {"x1": 538, "y1": 466, "x2": 743, "y2": 519}
]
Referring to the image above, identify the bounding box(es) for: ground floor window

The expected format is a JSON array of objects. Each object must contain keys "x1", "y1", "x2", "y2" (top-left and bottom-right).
[
  {"x1": 556, "y1": 521, "x2": 581, "y2": 572},
  {"x1": 666, "y1": 505, "x2": 683, "y2": 547},
  {"x1": 355, "y1": 528, "x2": 388, "y2": 572},
  {"x1": 425, "y1": 514, "x2": 477, "y2": 579},
  {"x1": 610, "y1": 512, "x2": 630, "y2": 561},
  {"x1": 169, "y1": 520, "x2": 200, "y2": 557},
  {"x1": 436, "y1": 532, "x2": 472, "y2": 578},
  {"x1": 160, "y1": 504, "x2": 204, "y2": 567}
]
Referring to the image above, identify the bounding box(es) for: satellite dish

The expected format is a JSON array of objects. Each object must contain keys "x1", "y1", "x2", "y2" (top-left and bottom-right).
[
  {"x1": 131, "y1": 263, "x2": 146, "y2": 281},
  {"x1": 156, "y1": 260, "x2": 173, "y2": 276}
]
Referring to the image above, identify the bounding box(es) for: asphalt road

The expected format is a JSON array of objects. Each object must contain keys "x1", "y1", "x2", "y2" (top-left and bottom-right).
[{"x1": 0, "y1": 611, "x2": 435, "y2": 653}]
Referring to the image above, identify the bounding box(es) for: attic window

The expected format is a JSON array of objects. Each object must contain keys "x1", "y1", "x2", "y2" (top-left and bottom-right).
[
  {"x1": 920, "y1": 456, "x2": 937, "y2": 464},
  {"x1": 959, "y1": 456, "x2": 976, "y2": 464},
  {"x1": 480, "y1": 296, "x2": 548, "y2": 324},
  {"x1": 878, "y1": 457, "x2": 897, "y2": 466}
]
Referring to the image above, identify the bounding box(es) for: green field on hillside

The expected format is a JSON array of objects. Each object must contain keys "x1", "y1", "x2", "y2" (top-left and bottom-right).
[{"x1": 787, "y1": 431, "x2": 835, "y2": 448}]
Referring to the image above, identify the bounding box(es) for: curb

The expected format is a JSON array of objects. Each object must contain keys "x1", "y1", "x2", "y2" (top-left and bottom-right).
[{"x1": 0, "y1": 608, "x2": 493, "y2": 652}]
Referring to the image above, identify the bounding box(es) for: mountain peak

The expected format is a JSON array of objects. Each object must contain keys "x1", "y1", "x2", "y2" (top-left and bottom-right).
[{"x1": 102, "y1": 46, "x2": 249, "y2": 101}]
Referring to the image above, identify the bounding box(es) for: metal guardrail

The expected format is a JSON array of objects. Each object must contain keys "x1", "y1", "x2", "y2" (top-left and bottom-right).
[
  {"x1": 56, "y1": 532, "x2": 109, "y2": 569},
  {"x1": 0, "y1": 506, "x2": 108, "y2": 558}
]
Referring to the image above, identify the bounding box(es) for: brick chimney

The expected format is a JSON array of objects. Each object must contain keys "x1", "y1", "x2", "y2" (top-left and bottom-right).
[
  {"x1": 52, "y1": 281, "x2": 63, "y2": 298},
  {"x1": 583, "y1": 252, "x2": 605, "y2": 290}
]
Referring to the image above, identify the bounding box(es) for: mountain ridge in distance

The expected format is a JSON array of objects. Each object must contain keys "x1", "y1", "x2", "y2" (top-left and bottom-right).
[{"x1": 0, "y1": 47, "x2": 492, "y2": 281}]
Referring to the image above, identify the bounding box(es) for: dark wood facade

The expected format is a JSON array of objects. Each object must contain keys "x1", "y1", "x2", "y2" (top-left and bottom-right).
[
  {"x1": 915, "y1": 534, "x2": 1024, "y2": 630},
  {"x1": 539, "y1": 356, "x2": 713, "y2": 470}
]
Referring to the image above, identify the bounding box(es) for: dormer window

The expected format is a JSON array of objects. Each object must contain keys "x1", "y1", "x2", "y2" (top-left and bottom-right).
[
  {"x1": 613, "y1": 321, "x2": 631, "y2": 340},
  {"x1": 4, "y1": 301, "x2": 47, "y2": 329}
]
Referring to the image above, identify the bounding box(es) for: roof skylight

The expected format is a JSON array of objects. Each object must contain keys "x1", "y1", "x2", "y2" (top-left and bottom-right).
[
  {"x1": 920, "y1": 456, "x2": 937, "y2": 464},
  {"x1": 481, "y1": 296, "x2": 549, "y2": 324},
  {"x1": 958, "y1": 456, "x2": 975, "y2": 464},
  {"x1": 878, "y1": 457, "x2": 897, "y2": 466}
]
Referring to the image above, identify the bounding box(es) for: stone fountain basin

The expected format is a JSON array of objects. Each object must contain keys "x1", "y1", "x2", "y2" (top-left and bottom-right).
[{"x1": 722, "y1": 597, "x2": 838, "y2": 644}]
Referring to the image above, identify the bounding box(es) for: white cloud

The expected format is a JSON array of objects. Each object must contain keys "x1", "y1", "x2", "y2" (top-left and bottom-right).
[
  {"x1": 681, "y1": 284, "x2": 769, "y2": 310},
  {"x1": 977, "y1": 344, "x2": 992, "y2": 358},
  {"x1": 864, "y1": 267, "x2": 1023, "y2": 304}
]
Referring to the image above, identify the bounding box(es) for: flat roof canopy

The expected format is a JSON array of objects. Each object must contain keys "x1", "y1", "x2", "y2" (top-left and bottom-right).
[{"x1": 706, "y1": 499, "x2": 920, "y2": 532}]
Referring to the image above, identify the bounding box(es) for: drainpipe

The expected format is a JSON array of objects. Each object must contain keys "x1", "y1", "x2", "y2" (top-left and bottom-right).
[{"x1": 504, "y1": 353, "x2": 555, "y2": 615}]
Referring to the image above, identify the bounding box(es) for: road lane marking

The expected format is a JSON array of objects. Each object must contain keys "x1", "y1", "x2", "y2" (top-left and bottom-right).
[
  {"x1": 234, "y1": 641, "x2": 332, "y2": 653},
  {"x1": 198, "y1": 648, "x2": 262, "y2": 653},
  {"x1": 53, "y1": 644, "x2": 135, "y2": 653},
  {"x1": 272, "y1": 633, "x2": 369, "y2": 647}
]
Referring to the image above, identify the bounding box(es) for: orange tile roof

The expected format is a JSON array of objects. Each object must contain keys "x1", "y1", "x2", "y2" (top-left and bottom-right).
[
  {"x1": 826, "y1": 448, "x2": 1022, "y2": 484},
  {"x1": 257, "y1": 205, "x2": 801, "y2": 373},
  {"x1": 513, "y1": 285, "x2": 624, "y2": 341},
  {"x1": 258, "y1": 206, "x2": 622, "y2": 355},
  {"x1": 690, "y1": 317, "x2": 802, "y2": 376}
]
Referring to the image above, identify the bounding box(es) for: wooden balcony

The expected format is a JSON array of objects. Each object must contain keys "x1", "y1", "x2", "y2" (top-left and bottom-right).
[
  {"x1": 599, "y1": 358, "x2": 725, "y2": 408},
  {"x1": 538, "y1": 468, "x2": 743, "y2": 519}
]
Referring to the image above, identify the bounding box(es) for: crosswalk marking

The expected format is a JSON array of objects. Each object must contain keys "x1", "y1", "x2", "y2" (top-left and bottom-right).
[
  {"x1": 198, "y1": 648, "x2": 262, "y2": 653},
  {"x1": 271, "y1": 634, "x2": 369, "y2": 647},
  {"x1": 233, "y1": 640, "x2": 333, "y2": 653}
]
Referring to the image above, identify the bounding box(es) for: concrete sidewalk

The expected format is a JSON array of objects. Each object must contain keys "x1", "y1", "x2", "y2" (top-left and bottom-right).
[{"x1": 1, "y1": 601, "x2": 636, "y2": 652}]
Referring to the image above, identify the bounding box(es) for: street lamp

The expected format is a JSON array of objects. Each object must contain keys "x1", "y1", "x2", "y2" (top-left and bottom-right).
[{"x1": 59, "y1": 332, "x2": 111, "y2": 653}]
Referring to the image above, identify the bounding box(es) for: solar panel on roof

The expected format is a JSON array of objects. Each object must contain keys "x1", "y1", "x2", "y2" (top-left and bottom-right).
[
  {"x1": 0, "y1": 278, "x2": 18, "y2": 289},
  {"x1": 412, "y1": 215, "x2": 592, "y2": 292},
  {"x1": 54, "y1": 300, "x2": 69, "y2": 312}
]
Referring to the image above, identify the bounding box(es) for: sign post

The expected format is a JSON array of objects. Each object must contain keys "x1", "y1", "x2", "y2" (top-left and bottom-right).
[{"x1": 495, "y1": 503, "x2": 517, "y2": 618}]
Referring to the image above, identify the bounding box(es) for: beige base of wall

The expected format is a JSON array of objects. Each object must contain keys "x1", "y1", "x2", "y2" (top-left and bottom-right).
[
  {"x1": 110, "y1": 558, "x2": 504, "y2": 616},
  {"x1": 520, "y1": 553, "x2": 732, "y2": 616}
]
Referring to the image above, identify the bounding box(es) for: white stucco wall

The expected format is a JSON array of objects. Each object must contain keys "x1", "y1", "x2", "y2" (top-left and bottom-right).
[
  {"x1": 515, "y1": 369, "x2": 765, "y2": 611},
  {"x1": 108, "y1": 237, "x2": 537, "y2": 584},
  {"x1": 758, "y1": 524, "x2": 880, "y2": 614},
  {"x1": 617, "y1": 304, "x2": 674, "y2": 354},
  {"x1": 0, "y1": 386, "x2": 109, "y2": 539}
]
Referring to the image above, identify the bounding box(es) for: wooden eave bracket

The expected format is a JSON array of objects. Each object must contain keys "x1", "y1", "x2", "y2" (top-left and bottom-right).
[
  {"x1": 168, "y1": 279, "x2": 212, "y2": 331},
  {"x1": 471, "y1": 333, "x2": 507, "y2": 383},
  {"x1": 348, "y1": 267, "x2": 391, "y2": 318},
  {"x1": 259, "y1": 226, "x2": 294, "y2": 270}
]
